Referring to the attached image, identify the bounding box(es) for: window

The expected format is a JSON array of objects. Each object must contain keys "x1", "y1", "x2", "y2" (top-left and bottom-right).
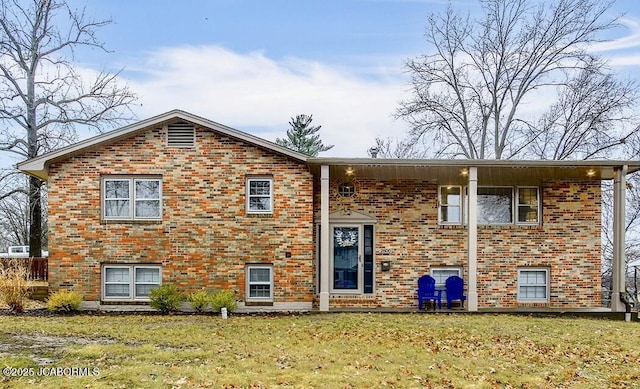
[
  {"x1": 246, "y1": 265, "x2": 273, "y2": 302},
  {"x1": 477, "y1": 187, "x2": 513, "y2": 224},
  {"x1": 102, "y1": 265, "x2": 161, "y2": 301},
  {"x1": 518, "y1": 268, "x2": 549, "y2": 302},
  {"x1": 517, "y1": 187, "x2": 539, "y2": 224},
  {"x1": 247, "y1": 178, "x2": 273, "y2": 214},
  {"x1": 167, "y1": 122, "x2": 195, "y2": 147},
  {"x1": 431, "y1": 268, "x2": 461, "y2": 288},
  {"x1": 439, "y1": 186, "x2": 462, "y2": 224},
  {"x1": 440, "y1": 185, "x2": 540, "y2": 226},
  {"x1": 103, "y1": 177, "x2": 162, "y2": 220},
  {"x1": 338, "y1": 182, "x2": 356, "y2": 197},
  {"x1": 431, "y1": 267, "x2": 461, "y2": 301}
]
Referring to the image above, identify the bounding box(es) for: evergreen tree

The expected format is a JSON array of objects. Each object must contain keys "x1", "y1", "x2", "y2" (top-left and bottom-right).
[{"x1": 276, "y1": 115, "x2": 334, "y2": 156}]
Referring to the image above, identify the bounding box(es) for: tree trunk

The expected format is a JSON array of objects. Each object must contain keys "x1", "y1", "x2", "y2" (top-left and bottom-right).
[
  {"x1": 26, "y1": 62, "x2": 41, "y2": 257},
  {"x1": 28, "y1": 176, "x2": 42, "y2": 258}
]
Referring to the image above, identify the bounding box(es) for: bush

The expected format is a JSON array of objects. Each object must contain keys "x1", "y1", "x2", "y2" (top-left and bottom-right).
[
  {"x1": 46, "y1": 290, "x2": 83, "y2": 312},
  {"x1": 187, "y1": 289, "x2": 211, "y2": 313},
  {"x1": 0, "y1": 259, "x2": 32, "y2": 313},
  {"x1": 210, "y1": 290, "x2": 237, "y2": 312},
  {"x1": 149, "y1": 284, "x2": 184, "y2": 314}
]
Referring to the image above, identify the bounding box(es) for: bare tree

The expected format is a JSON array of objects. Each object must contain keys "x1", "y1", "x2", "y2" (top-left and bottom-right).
[
  {"x1": 529, "y1": 60, "x2": 639, "y2": 160},
  {"x1": 368, "y1": 136, "x2": 432, "y2": 159},
  {"x1": 396, "y1": 0, "x2": 638, "y2": 160},
  {"x1": 0, "y1": 0, "x2": 137, "y2": 256},
  {"x1": 0, "y1": 173, "x2": 29, "y2": 248}
]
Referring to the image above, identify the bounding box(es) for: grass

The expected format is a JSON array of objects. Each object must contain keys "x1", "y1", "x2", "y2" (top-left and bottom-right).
[{"x1": 0, "y1": 313, "x2": 639, "y2": 388}]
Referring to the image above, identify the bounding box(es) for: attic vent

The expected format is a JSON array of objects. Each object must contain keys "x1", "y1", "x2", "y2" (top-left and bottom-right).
[{"x1": 167, "y1": 122, "x2": 195, "y2": 147}]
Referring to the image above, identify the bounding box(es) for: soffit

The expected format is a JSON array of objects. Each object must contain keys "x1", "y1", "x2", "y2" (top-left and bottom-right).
[{"x1": 307, "y1": 159, "x2": 640, "y2": 185}]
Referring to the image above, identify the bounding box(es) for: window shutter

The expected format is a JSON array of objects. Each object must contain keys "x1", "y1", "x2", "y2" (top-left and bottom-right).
[{"x1": 167, "y1": 122, "x2": 195, "y2": 147}]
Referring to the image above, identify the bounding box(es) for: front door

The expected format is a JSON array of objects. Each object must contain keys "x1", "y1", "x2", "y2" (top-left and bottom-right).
[{"x1": 331, "y1": 225, "x2": 362, "y2": 293}]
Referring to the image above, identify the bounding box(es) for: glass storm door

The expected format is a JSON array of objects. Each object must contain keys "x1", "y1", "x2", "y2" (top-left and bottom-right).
[{"x1": 332, "y1": 225, "x2": 362, "y2": 292}]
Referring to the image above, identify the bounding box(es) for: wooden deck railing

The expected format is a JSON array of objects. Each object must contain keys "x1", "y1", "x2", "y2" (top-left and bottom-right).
[
  {"x1": 29, "y1": 257, "x2": 48, "y2": 281},
  {"x1": 0, "y1": 257, "x2": 48, "y2": 281}
]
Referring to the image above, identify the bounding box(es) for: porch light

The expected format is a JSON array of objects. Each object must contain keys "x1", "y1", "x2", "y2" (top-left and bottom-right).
[
  {"x1": 586, "y1": 169, "x2": 596, "y2": 177},
  {"x1": 460, "y1": 168, "x2": 469, "y2": 176},
  {"x1": 345, "y1": 166, "x2": 355, "y2": 176}
]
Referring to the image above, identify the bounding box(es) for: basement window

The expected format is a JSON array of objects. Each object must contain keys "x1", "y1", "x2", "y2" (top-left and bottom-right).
[
  {"x1": 102, "y1": 265, "x2": 161, "y2": 301},
  {"x1": 518, "y1": 268, "x2": 549, "y2": 303},
  {"x1": 246, "y1": 264, "x2": 273, "y2": 302}
]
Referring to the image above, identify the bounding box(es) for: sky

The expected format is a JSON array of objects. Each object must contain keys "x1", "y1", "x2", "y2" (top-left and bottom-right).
[{"x1": 11, "y1": 0, "x2": 640, "y2": 161}]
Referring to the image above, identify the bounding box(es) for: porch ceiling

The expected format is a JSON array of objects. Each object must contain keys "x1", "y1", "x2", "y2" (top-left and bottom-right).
[{"x1": 307, "y1": 159, "x2": 640, "y2": 185}]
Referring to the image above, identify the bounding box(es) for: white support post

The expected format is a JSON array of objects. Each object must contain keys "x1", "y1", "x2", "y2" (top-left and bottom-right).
[
  {"x1": 319, "y1": 165, "x2": 330, "y2": 311},
  {"x1": 611, "y1": 165, "x2": 628, "y2": 312},
  {"x1": 467, "y1": 166, "x2": 478, "y2": 311}
]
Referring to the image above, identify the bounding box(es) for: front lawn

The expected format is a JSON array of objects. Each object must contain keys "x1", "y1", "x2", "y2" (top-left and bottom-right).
[{"x1": 0, "y1": 313, "x2": 638, "y2": 388}]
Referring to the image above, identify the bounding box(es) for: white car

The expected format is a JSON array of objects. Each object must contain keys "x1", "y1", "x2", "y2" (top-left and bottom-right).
[{"x1": 0, "y1": 245, "x2": 48, "y2": 258}]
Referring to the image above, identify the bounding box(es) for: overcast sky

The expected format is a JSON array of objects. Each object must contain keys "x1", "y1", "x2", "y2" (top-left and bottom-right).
[{"x1": 25, "y1": 0, "x2": 640, "y2": 159}]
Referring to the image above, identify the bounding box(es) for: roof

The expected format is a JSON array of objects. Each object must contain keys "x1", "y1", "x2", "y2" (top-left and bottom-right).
[
  {"x1": 17, "y1": 110, "x2": 309, "y2": 180},
  {"x1": 306, "y1": 158, "x2": 640, "y2": 184},
  {"x1": 17, "y1": 110, "x2": 640, "y2": 183}
]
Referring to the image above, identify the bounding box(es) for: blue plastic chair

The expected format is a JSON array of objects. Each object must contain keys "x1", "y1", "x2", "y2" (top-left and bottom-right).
[
  {"x1": 417, "y1": 275, "x2": 442, "y2": 310},
  {"x1": 445, "y1": 275, "x2": 467, "y2": 309}
]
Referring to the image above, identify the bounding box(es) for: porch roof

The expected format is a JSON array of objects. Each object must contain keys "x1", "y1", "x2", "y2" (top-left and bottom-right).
[{"x1": 307, "y1": 158, "x2": 640, "y2": 185}]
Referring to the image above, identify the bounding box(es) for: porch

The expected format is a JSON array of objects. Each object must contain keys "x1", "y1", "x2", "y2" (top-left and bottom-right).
[{"x1": 308, "y1": 159, "x2": 640, "y2": 312}]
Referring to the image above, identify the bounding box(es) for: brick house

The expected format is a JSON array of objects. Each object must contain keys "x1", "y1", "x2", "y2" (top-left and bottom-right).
[{"x1": 18, "y1": 110, "x2": 640, "y2": 312}]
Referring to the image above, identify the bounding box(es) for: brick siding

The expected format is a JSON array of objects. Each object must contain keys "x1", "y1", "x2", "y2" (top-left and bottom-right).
[
  {"x1": 45, "y1": 121, "x2": 602, "y2": 309},
  {"x1": 316, "y1": 178, "x2": 601, "y2": 309},
  {"x1": 47, "y1": 124, "x2": 315, "y2": 303}
]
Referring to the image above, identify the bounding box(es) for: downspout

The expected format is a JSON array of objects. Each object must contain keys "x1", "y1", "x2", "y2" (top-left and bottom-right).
[
  {"x1": 620, "y1": 292, "x2": 632, "y2": 312},
  {"x1": 620, "y1": 292, "x2": 632, "y2": 322}
]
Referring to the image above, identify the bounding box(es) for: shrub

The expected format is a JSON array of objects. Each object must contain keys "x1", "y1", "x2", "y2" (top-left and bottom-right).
[
  {"x1": 46, "y1": 290, "x2": 83, "y2": 312},
  {"x1": 210, "y1": 290, "x2": 238, "y2": 312},
  {"x1": 0, "y1": 259, "x2": 32, "y2": 313},
  {"x1": 149, "y1": 284, "x2": 184, "y2": 314},
  {"x1": 187, "y1": 289, "x2": 211, "y2": 313}
]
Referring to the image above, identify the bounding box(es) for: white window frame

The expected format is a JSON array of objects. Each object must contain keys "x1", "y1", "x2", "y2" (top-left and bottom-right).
[
  {"x1": 102, "y1": 177, "x2": 162, "y2": 221},
  {"x1": 102, "y1": 265, "x2": 162, "y2": 302},
  {"x1": 517, "y1": 268, "x2": 549, "y2": 303},
  {"x1": 246, "y1": 177, "x2": 274, "y2": 214},
  {"x1": 430, "y1": 267, "x2": 462, "y2": 289},
  {"x1": 246, "y1": 264, "x2": 274, "y2": 302},
  {"x1": 439, "y1": 185, "x2": 541, "y2": 226},
  {"x1": 438, "y1": 186, "x2": 462, "y2": 224},
  {"x1": 516, "y1": 187, "x2": 540, "y2": 225},
  {"x1": 431, "y1": 267, "x2": 462, "y2": 302}
]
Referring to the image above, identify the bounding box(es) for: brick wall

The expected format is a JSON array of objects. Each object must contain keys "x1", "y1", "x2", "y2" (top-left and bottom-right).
[
  {"x1": 315, "y1": 178, "x2": 601, "y2": 309},
  {"x1": 47, "y1": 124, "x2": 315, "y2": 303}
]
